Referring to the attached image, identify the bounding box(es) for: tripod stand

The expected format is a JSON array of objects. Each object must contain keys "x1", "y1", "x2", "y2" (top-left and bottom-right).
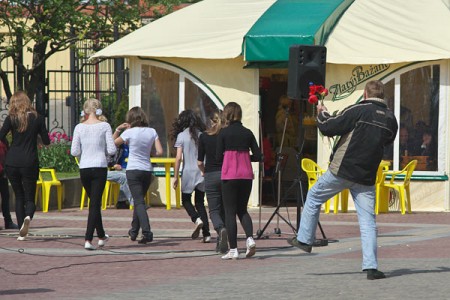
[
  {"x1": 257, "y1": 106, "x2": 291, "y2": 237},
  {"x1": 256, "y1": 101, "x2": 328, "y2": 245}
]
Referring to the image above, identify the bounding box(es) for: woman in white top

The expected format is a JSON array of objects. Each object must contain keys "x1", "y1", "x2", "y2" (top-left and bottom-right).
[
  {"x1": 114, "y1": 107, "x2": 163, "y2": 244},
  {"x1": 71, "y1": 98, "x2": 116, "y2": 250}
]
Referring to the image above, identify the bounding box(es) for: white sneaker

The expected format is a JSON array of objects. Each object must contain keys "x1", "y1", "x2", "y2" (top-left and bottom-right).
[
  {"x1": 221, "y1": 248, "x2": 239, "y2": 260},
  {"x1": 191, "y1": 217, "x2": 203, "y2": 239},
  {"x1": 202, "y1": 236, "x2": 211, "y2": 243},
  {"x1": 246, "y1": 237, "x2": 256, "y2": 258},
  {"x1": 19, "y1": 216, "x2": 31, "y2": 237},
  {"x1": 84, "y1": 241, "x2": 96, "y2": 250},
  {"x1": 98, "y1": 234, "x2": 109, "y2": 247},
  {"x1": 17, "y1": 236, "x2": 26, "y2": 241}
]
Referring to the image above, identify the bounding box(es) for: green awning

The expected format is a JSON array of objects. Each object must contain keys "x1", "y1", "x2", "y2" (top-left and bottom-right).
[{"x1": 243, "y1": 0, "x2": 354, "y2": 67}]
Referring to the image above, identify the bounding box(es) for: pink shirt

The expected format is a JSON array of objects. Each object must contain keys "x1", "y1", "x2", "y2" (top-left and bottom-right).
[{"x1": 221, "y1": 150, "x2": 254, "y2": 180}]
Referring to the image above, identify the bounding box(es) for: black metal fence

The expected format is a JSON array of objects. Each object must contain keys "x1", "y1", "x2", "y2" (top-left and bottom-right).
[
  {"x1": 46, "y1": 39, "x2": 128, "y2": 136},
  {"x1": 1, "y1": 39, "x2": 128, "y2": 137}
]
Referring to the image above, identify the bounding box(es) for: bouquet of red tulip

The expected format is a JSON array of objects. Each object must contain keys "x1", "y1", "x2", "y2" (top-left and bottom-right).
[{"x1": 308, "y1": 82, "x2": 328, "y2": 105}]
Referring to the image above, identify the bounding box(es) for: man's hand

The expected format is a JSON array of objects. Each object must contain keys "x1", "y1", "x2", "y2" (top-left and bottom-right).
[
  {"x1": 317, "y1": 104, "x2": 328, "y2": 114},
  {"x1": 113, "y1": 164, "x2": 122, "y2": 171}
]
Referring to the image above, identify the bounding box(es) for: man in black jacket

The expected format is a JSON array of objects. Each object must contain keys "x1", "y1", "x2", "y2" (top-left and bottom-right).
[{"x1": 288, "y1": 80, "x2": 398, "y2": 280}]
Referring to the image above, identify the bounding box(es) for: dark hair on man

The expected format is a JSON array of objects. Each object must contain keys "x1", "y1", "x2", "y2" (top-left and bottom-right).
[
  {"x1": 365, "y1": 80, "x2": 385, "y2": 99},
  {"x1": 126, "y1": 106, "x2": 149, "y2": 128}
]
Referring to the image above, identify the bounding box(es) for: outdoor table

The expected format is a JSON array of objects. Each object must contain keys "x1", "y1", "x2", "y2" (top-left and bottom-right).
[{"x1": 151, "y1": 157, "x2": 181, "y2": 210}]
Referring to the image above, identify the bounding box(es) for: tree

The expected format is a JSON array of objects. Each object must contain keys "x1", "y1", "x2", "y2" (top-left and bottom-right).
[{"x1": 0, "y1": 0, "x2": 198, "y2": 113}]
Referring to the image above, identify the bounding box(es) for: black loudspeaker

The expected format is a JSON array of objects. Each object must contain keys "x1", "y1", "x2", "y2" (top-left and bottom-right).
[{"x1": 287, "y1": 45, "x2": 327, "y2": 100}]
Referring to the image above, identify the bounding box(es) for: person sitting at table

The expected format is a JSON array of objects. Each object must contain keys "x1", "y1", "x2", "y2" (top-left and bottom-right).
[
  {"x1": 399, "y1": 127, "x2": 417, "y2": 157},
  {"x1": 107, "y1": 143, "x2": 133, "y2": 209},
  {"x1": 419, "y1": 129, "x2": 437, "y2": 170}
]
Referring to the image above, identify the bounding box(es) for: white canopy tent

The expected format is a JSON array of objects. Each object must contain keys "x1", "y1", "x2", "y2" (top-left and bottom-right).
[
  {"x1": 92, "y1": 0, "x2": 276, "y2": 60},
  {"x1": 326, "y1": 0, "x2": 450, "y2": 64},
  {"x1": 92, "y1": 0, "x2": 450, "y2": 64},
  {"x1": 91, "y1": 0, "x2": 450, "y2": 211}
]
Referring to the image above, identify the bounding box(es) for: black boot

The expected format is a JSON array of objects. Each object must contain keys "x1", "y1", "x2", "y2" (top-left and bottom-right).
[
  {"x1": 366, "y1": 269, "x2": 386, "y2": 280},
  {"x1": 4, "y1": 219, "x2": 19, "y2": 230}
]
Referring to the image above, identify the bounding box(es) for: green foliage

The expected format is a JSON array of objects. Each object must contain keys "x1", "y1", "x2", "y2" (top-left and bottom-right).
[
  {"x1": 98, "y1": 93, "x2": 117, "y2": 124},
  {"x1": 0, "y1": 0, "x2": 186, "y2": 100},
  {"x1": 113, "y1": 93, "x2": 130, "y2": 129},
  {"x1": 38, "y1": 132, "x2": 78, "y2": 172}
]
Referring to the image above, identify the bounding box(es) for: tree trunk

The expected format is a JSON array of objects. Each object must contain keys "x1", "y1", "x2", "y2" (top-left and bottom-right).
[
  {"x1": 26, "y1": 42, "x2": 48, "y2": 117},
  {"x1": 0, "y1": 70, "x2": 13, "y2": 101}
]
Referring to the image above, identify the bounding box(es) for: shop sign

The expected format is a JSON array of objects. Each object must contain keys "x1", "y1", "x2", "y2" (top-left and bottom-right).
[{"x1": 329, "y1": 64, "x2": 390, "y2": 101}]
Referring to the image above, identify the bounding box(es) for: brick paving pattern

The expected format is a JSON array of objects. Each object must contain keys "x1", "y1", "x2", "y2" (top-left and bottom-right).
[{"x1": 1, "y1": 207, "x2": 450, "y2": 299}]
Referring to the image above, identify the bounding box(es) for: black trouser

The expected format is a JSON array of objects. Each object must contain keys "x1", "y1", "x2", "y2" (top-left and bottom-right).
[
  {"x1": 222, "y1": 179, "x2": 253, "y2": 249},
  {"x1": 5, "y1": 166, "x2": 39, "y2": 228},
  {"x1": 80, "y1": 168, "x2": 107, "y2": 241},
  {"x1": 126, "y1": 170, "x2": 153, "y2": 239},
  {"x1": 182, "y1": 188, "x2": 210, "y2": 237},
  {"x1": 0, "y1": 176, "x2": 13, "y2": 223},
  {"x1": 204, "y1": 171, "x2": 225, "y2": 233}
]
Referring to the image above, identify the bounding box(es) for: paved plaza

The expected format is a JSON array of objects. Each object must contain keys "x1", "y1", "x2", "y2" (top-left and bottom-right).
[{"x1": 1, "y1": 206, "x2": 450, "y2": 299}]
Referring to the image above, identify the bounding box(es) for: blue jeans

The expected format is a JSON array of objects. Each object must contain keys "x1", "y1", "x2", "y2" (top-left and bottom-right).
[
  {"x1": 107, "y1": 170, "x2": 132, "y2": 203},
  {"x1": 297, "y1": 170, "x2": 378, "y2": 270}
]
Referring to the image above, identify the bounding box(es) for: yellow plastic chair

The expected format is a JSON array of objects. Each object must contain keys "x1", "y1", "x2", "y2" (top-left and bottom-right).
[
  {"x1": 35, "y1": 172, "x2": 44, "y2": 205},
  {"x1": 301, "y1": 158, "x2": 343, "y2": 213},
  {"x1": 76, "y1": 156, "x2": 120, "y2": 210},
  {"x1": 375, "y1": 160, "x2": 391, "y2": 214},
  {"x1": 39, "y1": 168, "x2": 63, "y2": 213},
  {"x1": 80, "y1": 180, "x2": 121, "y2": 210},
  {"x1": 74, "y1": 157, "x2": 88, "y2": 210},
  {"x1": 103, "y1": 180, "x2": 121, "y2": 210},
  {"x1": 377, "y1": 160, "x2": 417, "y2": 215},
  {"x1": 302, "y1": 158, "x2": 324, "y2": 189}
]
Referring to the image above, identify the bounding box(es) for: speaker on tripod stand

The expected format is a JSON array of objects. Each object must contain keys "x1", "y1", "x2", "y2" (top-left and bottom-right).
[
  {"x1": 256, "y1": 45, "x2": 329, "y2": 244},
  {"x1": 287, "y1": 45, "x2": 327, "y2": 101}
]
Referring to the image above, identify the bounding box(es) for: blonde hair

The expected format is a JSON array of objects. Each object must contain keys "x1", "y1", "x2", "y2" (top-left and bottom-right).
[
  {"x1": 81, "y1": 98, "x2": 107, "y2": 122},
  {"x1": 205, "y1": 109, "x2": 223, "y2": 135},
  {"x1": 9, "y1": 91, "x2": 37, "y2": 133}
]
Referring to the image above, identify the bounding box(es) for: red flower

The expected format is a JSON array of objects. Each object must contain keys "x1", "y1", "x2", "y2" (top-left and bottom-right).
[
  {"x1": 308, "y1": 95, "x2": 318, "y2": 104},
  {"x1": 308, "y1": 82, "x2": 328, "y2": 105}
]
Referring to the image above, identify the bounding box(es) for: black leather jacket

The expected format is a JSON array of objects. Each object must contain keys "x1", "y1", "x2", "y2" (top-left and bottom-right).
[{"x1": 317, "y1": 98, "x2": 398, "y2": 185}]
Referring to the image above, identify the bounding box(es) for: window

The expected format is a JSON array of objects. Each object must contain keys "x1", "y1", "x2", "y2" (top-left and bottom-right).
[
  {"x1": 382, "y1": 62, "x2": 445, "y2": 174},
  {"x1": 140, "y1": 62, "x2": 221, "y2": 156}
]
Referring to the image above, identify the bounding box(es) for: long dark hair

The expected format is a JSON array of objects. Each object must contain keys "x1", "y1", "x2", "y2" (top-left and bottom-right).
[{"x1": 170, "y1": 109, "x2": 206, "y2": 146}]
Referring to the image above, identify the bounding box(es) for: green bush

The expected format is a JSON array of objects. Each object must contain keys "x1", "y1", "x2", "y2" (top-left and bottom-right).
[{"x1": 38, "y1": 132, "x2": 78, "y2": 172}]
